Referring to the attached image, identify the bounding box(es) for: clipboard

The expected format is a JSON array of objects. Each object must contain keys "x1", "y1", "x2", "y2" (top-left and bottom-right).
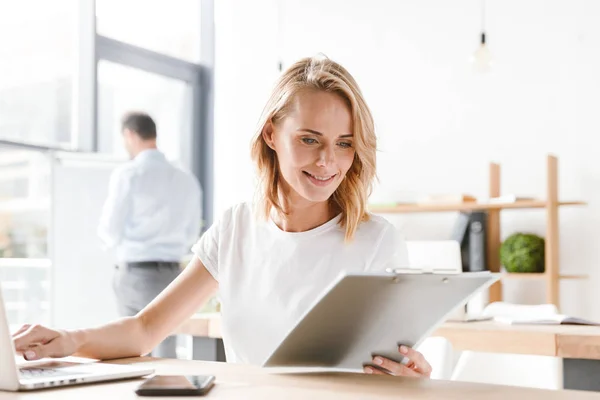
[{"x1": 262, "y1": 270, "x2": 499, "y2": 370}]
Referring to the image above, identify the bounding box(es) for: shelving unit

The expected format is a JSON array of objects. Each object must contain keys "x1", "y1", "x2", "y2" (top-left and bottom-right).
[
  {"x1": 371, "y1": 200, "x2": 585, "y2": 214},
  {"x1": 369, "y1": 154, "x2": 586, "y2": 310}
]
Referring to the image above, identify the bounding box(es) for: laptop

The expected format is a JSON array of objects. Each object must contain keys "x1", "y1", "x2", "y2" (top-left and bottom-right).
[
  {"x1": 262, "y1": 270, "x2": 499, "y2": 370},
  {"x1": 0, "y1": 287, "x2": 154, "y2": 391}
]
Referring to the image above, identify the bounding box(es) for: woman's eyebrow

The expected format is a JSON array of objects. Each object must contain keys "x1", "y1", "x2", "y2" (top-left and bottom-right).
[{"x1": 297, "y1": 128, "x2": 353, "y2": 138}]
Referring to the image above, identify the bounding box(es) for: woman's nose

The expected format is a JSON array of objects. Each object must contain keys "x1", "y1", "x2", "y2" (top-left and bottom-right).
[{"x1": 316, "y1": 146, "x2": 335, "y2": 167}]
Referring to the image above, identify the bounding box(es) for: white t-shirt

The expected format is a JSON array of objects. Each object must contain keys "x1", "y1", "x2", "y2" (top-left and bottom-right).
[{"x1": 191, "y1": 202, "x2": 408, "y2": 365}]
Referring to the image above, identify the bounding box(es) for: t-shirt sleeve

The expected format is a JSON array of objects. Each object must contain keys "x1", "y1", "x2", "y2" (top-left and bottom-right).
[
  {"x1": 191, "y1": 210, "x2": 226, "y2": 282},
  {"x1": 368, "y1": 224, "x2": 409, "y2": 272}
]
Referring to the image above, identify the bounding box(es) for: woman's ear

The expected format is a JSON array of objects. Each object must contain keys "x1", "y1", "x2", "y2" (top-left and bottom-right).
[{"x1": 262, "y1": 120, "x2": 276, "y2": 150}]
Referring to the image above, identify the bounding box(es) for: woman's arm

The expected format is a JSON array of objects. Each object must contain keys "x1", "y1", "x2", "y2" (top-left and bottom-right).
[{"x1": 13, "y1": 257, "x2": 217, "y2": 361}]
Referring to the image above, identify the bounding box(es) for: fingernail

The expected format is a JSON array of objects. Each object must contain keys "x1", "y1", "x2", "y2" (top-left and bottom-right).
[
  {"x1": 24, "y1": 351, "x2": 36, "y2": 360},
  {"x1": 364, "y1": 367, "x2": 373, "y2": 374},
  {"x1": 374, "y1": 357, "x2": 383, "y2": 365},
  {"x1": 399, "y1": 345, "x2": 408, "y2": 354}
]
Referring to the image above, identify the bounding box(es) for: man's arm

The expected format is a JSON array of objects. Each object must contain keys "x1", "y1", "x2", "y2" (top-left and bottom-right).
[{"x1": 97, "y1": 168, "x2": 133, "y2": 248}]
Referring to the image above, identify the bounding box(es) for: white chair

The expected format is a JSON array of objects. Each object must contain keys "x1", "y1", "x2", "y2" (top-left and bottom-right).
[
  {"x1": 416, "y1": 336, "x2": 455, "y2": 380},
  {"x1": 450, "y1": 302, "x2": 563, "y2": 390},
  {"x1": 405, "y1": 241, "x2": 461, "y2": 379},
  {"x1": 405, "y1": 240, "x2": 463, "y2": 274},
  {"x1": 405, "y1": 240, "x2": 480, "y2": 320},
  {"x1": 451, "y1": 351, "x2": 563, "y2": 389}
]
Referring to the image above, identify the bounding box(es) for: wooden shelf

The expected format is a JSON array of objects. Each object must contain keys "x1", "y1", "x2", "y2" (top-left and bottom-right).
[
  {"x1": 559, "y1": 274, "x2": 589, "y2": 280},
  {"x1": 370, "y1": 155, "x2": 587, "y2": 311},
  {"x1": 369, "y1": 200, "x2": 586, "y2": 214},
  {"x1": 501, "y1": 273, "x2": 588, "y2": 280},
  {"x1": 501, "y1": 273, "x2": 546, "y2": 279}
]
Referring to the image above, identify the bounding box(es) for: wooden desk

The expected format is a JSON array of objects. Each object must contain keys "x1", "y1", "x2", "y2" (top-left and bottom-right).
[
  {"x1": 2, "y1": 357, "x2": 600, "y2": 399},
  {"x1": 436, "y1": 321, "x2": 600, "y2": 359},
  {"x1": 176, "y1": 315, "x2": 600, "y2": 360},
  {"x1": 175, "y1": 315, "x2": 600, "y2": 392}
]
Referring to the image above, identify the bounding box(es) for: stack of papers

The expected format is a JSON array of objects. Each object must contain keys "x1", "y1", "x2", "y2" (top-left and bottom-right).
[{"x1": 494, "y1": 314, "x2": 600, "y2": 326}]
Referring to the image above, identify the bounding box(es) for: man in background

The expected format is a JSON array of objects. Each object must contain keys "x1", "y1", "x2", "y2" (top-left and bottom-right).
[{"x1": 98, "y1": 111, "x2": 202, "y2": 358}]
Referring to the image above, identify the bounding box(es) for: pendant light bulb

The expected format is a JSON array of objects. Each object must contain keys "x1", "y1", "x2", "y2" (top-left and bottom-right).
[
  {"x1": 472, "y1": 32, "x2": 492, "y2": 73},
  {"x1": 472, "y1": 0, "x2": 492, "y2": 73}
]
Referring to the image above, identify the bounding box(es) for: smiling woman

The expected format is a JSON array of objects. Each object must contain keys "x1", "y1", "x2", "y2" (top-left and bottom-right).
[
  {"x1": 11, "y1": 56, "x2": 429, "y2": 381},
  {"x1": 251, "y1": 57, "x2": 377, "y2": 241},
  {"x1": 264, "y1": 90, "x2": 355, "y2": 202}
]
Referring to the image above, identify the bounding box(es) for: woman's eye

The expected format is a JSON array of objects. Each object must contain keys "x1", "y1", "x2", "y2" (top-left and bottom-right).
[
  {"x1": 302, "y1": 138, "x2": 317, "y2": 144},
  {"x1": 338, "y1": 142, "x2": 353, "y2": 148}
]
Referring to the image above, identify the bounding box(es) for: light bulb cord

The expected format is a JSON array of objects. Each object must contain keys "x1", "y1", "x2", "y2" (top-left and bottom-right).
[
  {"x1": 480, "y1": 0, "x2": 487, "y2": 37},
  {"x1": 276, "y1": 0, "x2": 284, "y2": 71},
  {"x1": 481, "y1": 0, "x2": 485, "y2": 32}
]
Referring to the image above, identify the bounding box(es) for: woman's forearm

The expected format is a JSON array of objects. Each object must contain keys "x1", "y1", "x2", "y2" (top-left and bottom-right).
[
  {"x1": 72, "y1": 316, "x2": 150, "y2": 360},
  {"x1": 72, "y1": 257, "x2": 217, "y2": 360}
]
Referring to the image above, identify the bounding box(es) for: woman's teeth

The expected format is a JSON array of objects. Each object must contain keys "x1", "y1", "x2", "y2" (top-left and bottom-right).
[{"x1": 307, "y1": 173, "x2": 334, "y2": 181}]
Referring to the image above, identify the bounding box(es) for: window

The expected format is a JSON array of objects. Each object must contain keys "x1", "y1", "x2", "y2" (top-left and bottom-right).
[
  {"x1": 0, "y1": 0, "x2": 76, "y2": 148},
  {"x1": 97, "y1": 61, "x2": 194, "y2": 168},
  {"x1": 96, "y1": 0, "x2": 202, "y2": 63},
  {"x1": 0, "y1": 145, "x2": 51, "y2": 331}
]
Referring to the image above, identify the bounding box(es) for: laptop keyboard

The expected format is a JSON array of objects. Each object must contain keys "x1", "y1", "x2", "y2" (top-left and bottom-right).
[{"x1": 20, "y1": 368, "x2": 77, "y2": 379}]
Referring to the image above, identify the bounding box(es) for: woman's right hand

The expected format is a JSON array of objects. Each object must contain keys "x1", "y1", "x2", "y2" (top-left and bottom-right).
[{"x1": 12, "y1": 324, "x2": 81, "y2": 361}]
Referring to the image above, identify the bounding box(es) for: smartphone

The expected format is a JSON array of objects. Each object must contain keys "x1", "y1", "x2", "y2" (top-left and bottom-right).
[{"x1": 135, "y1": 375, "x2": 215, "y2": 396}]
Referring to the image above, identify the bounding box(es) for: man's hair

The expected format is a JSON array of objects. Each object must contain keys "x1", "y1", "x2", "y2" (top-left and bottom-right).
[{"x1": 121, "y1": 112, "x2": 157, "y2": 140}]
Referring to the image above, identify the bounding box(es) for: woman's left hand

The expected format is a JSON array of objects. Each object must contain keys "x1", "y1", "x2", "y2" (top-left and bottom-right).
[{"x1": 364, "y1": 345, "x2": 432, "y2": 378}]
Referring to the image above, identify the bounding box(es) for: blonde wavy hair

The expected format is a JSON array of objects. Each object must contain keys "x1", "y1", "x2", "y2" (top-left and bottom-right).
[{"x1": 250, "y1": 56, "x2": 377, "y2": 242}]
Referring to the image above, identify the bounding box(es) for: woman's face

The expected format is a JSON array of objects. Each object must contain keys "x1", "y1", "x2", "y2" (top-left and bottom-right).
[{"x1": 263, "y1": 90, "x2": 356, "y2": 204}]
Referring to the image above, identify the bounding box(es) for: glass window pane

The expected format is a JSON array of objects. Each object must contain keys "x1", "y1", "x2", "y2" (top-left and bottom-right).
[
  {"x1": 0, "y1": 1, "x2": 76, "y2": 148},
  {"x1": 96, "y1": 0, "x2": 202, "y2": 63},
  {"x1": 0, "y1": 145, "x2": 51, "y2": 331},
  {"x1": 97, "y1": 61, "x2": 193, "y2": 169}
]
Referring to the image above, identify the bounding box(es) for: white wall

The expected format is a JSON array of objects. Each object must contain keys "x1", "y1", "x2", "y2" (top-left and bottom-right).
[
  {"x1": 214, "y1": 0, "x2": 600, "y2": 319},
  {"x1": 213, "y1": 0, "x2": 280, "y2": 212}
]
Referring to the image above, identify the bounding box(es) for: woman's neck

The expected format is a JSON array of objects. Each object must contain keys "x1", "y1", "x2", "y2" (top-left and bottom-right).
[{"x1": 272, "y1": 189, "x2": 337, "y2": 233}]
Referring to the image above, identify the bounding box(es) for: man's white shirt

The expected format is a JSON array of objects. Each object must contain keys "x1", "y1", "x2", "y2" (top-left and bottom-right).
[{"x1": 98, "y1": 149, "x2": 202, "y2": 263}]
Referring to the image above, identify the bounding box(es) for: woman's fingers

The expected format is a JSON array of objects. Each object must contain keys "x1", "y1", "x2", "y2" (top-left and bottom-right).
[
  {"x1": 398, "y1": 345, "x2": 432, "y2": 377},
  {"x1": 20, "y1": 341, "x2": 65, "y2": 361},
  {"x1": 13, "y1": 325, "x2": 59, "y2": 354},
  {"x1": 364, "y1": 346, "x2": 433, "y2": 378},
  {"x1": 372, "y1": 356, "x2": 421, "y2": 377},
  {"x1": 363, "y1": 366, "x2": 387, "y2": 375},
  {"x1": 11, "y1": 324, "x2": 31, "y2": 338}
]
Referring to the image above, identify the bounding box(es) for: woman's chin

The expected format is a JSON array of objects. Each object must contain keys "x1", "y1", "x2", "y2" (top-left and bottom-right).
[{"x1": 297, "y1": 186, "x2": 339, "y2": 203}]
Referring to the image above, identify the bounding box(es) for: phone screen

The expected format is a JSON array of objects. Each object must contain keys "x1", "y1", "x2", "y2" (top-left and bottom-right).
[{"x1": 136, "y1": 375, "x2": 215, "y2": 396}]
